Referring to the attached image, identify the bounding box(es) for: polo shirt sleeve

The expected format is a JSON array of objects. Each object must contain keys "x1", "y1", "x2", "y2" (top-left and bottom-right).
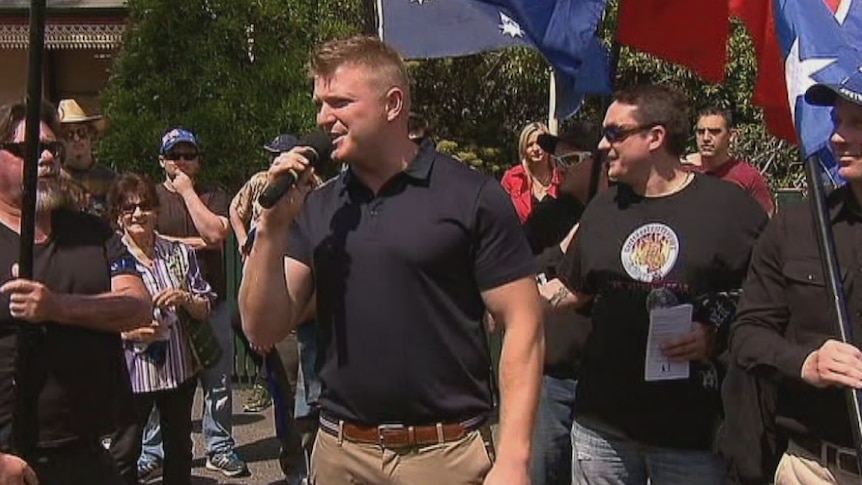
[
  {"x1": 286, "y1": 209, "x2": 313, "y2": 267},
  {"x1": 472, "y1": 180, "x2": 537, "y2": 291}
]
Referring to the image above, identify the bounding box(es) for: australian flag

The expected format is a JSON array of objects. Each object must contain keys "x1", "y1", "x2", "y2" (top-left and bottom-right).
[
  {"x1": 775, "y1": 0, "x2": 862, "y2": 184},
  {"x1": 378, "y1": 0, "x2": 613, "y2": 118}
]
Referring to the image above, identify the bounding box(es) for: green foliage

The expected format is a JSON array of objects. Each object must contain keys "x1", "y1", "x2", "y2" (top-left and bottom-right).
[
  {"x1": 409, "y1": 48, "x2": 550, "y2": 177},
  {"x1": 99, "y1": 0, "x2": 364, "y2": 191}
]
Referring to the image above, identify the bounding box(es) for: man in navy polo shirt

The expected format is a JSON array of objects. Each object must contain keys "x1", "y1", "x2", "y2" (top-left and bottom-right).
[{"x1": 239, "y1": 35, "x2": 543, "y2": 485}]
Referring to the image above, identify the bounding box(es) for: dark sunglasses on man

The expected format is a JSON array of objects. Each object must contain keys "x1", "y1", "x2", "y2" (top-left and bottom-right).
[
  {"x1": 63, "y1": 126, "x2": 92, "y2": 141},
  {"x1": 0, "y1": 141, "x2": 63, "y2": 159},
  {"x1": 164, "y1": 152, "x2": 200, "y2": 161},
  {"x1": 600, "y1": 123, "x2": 661, "y2": 144}
]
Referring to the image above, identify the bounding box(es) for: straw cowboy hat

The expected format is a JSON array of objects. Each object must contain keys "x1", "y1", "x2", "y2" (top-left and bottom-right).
[{"x1": 57, "y1": 99, "x2": 102, "y2": 124}]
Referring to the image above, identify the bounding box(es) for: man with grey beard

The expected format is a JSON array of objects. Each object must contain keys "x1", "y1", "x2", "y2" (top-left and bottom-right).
[{"x1": 0, "y1": 100, "x2": 151, "y2": 485}]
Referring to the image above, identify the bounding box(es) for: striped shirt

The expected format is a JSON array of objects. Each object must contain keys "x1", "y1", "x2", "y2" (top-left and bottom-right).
[{"x1": 122, "y1": 235, "x2": 216, "y2": 394}]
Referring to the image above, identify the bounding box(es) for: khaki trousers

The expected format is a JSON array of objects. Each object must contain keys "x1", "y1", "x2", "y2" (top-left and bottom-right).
[
  {"x1": 775, "y1": 440, "x2": 860, "y2": 485},
  {"x1": 310, "y1": 427, "x2": 494, "y2": 485}
]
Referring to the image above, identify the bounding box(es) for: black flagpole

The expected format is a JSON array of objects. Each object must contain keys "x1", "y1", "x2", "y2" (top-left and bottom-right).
[
  {"x1": 12, "y1": 0, "x2": 47, "y2": 457},
  {"x1": 803, "y1": 154, "x2": 862, "y2": 476}
]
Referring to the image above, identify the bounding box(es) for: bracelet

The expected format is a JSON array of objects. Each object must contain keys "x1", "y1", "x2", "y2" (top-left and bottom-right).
[{"x1": 549, "y1": 286, "x2": 572, "y2": 308}]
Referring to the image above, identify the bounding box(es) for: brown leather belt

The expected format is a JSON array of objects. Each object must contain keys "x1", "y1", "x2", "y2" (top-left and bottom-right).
[
  {"x1": 319, "y1": 413, "x2": 483, "y2": 448},
  {"x1": 793, "y1": 438, "x2": 860, "y2": 476}
]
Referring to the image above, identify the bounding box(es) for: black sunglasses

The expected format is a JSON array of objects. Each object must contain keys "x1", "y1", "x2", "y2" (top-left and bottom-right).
[
  {"x1": 120, "y1": 201, "x2": 157, "y2": 215},
  {"x1": 63, "y1": 126, "x2": 92, "y2": 141},
  {"x1": 601, "y1": 123, "x2": 661, "y2": 143},
  {"x1": 0, "y1": 141, "x2": 63, "y2": 159},
  {"x1": 164, "y1": 152, "x2": 200, "y2": 161}
]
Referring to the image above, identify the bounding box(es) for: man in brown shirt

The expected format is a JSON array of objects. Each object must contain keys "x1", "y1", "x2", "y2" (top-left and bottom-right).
[
  {"x1": 56, "y1": 99, "x2": 117, "y2": 218},
  {"x1": 137, "y1": 127, "x2": 248, "y2": 480}
]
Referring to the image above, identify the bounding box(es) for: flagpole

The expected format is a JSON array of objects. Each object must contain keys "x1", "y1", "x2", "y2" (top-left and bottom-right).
[
  {"x1": 373, "y1": 0, "x2": 383, "y2": 38},
  {"x1": 547, "y1": 69, "x2": 558, "y2": 134},
  {"x1": 803, "y1": 154, "x2": 862, "y2": 474},
  {"x1": 13, "y1": 0, "x2": 46, "y2": 457}
]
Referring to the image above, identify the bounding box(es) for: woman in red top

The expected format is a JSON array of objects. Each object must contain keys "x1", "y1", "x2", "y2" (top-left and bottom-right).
[{"x1": 501, "y1": 121, "x2": 562, "y2": 222}]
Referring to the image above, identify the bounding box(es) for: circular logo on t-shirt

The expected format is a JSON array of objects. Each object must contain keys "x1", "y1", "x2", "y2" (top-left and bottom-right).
[{"x1": 620, "y1": 223, "x2": 680, "y2": 282}]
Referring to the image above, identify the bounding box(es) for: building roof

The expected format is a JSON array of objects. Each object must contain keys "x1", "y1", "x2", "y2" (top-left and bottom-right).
[
  {"x1": 0, "y1": 0, "x2": 126, "y2": 9},
  {"x1": 0, "y1": 0, "x2": 127, "y2": 49}
]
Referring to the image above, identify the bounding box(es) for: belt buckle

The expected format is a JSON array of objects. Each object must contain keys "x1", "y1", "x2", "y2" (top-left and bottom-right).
[
  {"x1": 835, "y1": 447, "x2": 860, "y2": 475},
  {"x1": 377, "y1": 424, "x2": 406, "y2": 447}
]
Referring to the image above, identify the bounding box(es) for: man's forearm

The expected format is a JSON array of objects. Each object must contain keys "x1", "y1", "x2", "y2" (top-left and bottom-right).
[
  {"x1": 495, "y1": 315, "x2": 544, "y2": 465},
  {"x1": 239, "y1": 224, "x2": 297, "y2": 346},
  {"x1": 53, "y1": 289, "x2": 151, "y2": 333},
  {"x1": 182, "y1": 192, "x2": 229, "y2": 244},
  {"x1": 228, "y1": 210, "x2": 249, "y2": 249}
]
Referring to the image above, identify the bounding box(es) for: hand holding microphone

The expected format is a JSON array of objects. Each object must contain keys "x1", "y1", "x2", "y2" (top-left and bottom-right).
[{"x1": 258, "y1": 131, "x2": 333, "y2": 224}]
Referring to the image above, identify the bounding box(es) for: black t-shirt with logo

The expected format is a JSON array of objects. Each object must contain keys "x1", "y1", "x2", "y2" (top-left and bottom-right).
[
  {"x1": 0, "y1": 210, "x2": 139, "y2": 448},
  {"x1": 560, "y1": 174, "x2": 767, "y2": 449}
]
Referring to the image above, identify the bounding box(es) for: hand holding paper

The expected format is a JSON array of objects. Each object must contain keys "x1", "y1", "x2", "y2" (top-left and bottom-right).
[{"x1": 645, "y1": 304, "x2": 693, "y2": 382}]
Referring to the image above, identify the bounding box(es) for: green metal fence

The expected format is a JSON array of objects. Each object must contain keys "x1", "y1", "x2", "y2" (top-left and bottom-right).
[{"x1": 775, "y1": 187, "x2": 806, "y2": 212}]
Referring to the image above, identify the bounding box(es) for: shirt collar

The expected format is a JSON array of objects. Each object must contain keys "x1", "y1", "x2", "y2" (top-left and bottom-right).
[
  {"x1": 338, "y1": 137, "x2": 437, "y2": 193},
  {"x1": 831, "y1": 184, "x2": 862, "y2": 222}
]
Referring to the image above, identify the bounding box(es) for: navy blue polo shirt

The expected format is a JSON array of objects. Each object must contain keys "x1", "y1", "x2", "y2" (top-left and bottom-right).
[{"x1": 287, "y1": 140, "x2": 535, "y2": 425}]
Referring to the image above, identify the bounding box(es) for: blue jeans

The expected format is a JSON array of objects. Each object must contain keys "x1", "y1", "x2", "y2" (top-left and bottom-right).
[
  {"x1": 571, "y1": 418, "x2": 726, "y2": 485},
  {"x1": 140, "y1": 300, "x2": 237, "y2": 464},
  {"x1": 294, "y1": 322, "x2": 320, "y2": 419},
  {"x1": 530, "y1": 375, "x2": 577, "y2": 485}
]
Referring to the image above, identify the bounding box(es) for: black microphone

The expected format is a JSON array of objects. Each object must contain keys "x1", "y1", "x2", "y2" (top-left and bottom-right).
[{"x1": 258, "y1": 131, "x2": 333, "y2": 209}]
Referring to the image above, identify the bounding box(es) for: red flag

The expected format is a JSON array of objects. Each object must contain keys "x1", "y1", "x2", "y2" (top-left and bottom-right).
[
  {"x1": 730, "y1": 0, "x2": 797, "y2": 143},
  {"x1": 617, "y1": 0, "x2": 729, "y2": 83}
]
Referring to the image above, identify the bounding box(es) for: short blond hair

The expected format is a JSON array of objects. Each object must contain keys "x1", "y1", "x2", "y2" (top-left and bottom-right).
[{"x1": 309, "y1": 35, "x2": 411, "y2": 101}]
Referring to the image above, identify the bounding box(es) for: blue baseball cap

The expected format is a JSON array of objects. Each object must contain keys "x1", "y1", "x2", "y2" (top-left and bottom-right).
[
  {"x1": 805, "y1": 70, "x2": 862, "y2": 107},
  {"x1": 160, "y1": 127, "x2": 200, "y2": 155},
  {"x1": 263, "y1": 134, "x2": 299, "y2": 154}
]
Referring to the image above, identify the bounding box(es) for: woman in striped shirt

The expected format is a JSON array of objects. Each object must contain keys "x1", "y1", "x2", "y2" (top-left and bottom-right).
[{"x1": 106, "y1": 173, "x2": 215, "y2": 485}]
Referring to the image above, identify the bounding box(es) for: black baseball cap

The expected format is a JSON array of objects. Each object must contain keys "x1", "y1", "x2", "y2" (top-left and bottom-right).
[
  {"x1": 805, "y1": 70, "x2": 862, "y2": 107},
  {"x1": 536, "y1": 122, "x2": 599, "y2": 154},
  {"x1": 263, "y1": 134, "x2": 299, "y2": 153}
]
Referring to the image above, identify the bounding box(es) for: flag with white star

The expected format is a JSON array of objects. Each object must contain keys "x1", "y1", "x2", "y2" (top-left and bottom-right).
[
  {"x1": 776, "y1": 0, "x2": 862, "y2": 168},
  {"x1": 378, "y1": 0, "x2": 612, "y2": 118}
]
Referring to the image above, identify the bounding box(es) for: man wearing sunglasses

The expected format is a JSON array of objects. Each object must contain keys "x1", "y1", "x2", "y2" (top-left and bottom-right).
[
  {"x1": 516, "y1": 122, "x2": 605, "y2": 485},
  {"x1": 546, "y1": 85, "x2": 768, "y2": 485},
  {"x1": 137, "y1": 128, "x2": 248, "y2": 480},
  {"x1": 56, "y1": 99, "x2": 117, "y2": 219},
  {"x1": 0, "y1": 100, "x2": 151, "y2": 484}
]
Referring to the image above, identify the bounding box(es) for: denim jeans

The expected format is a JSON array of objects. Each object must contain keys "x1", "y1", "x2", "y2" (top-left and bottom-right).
[
  {"x1": 295, "y1": 322, "x2": 320, "y2": 418},
  {"x1": 571, "y1": 418, "x2": 726, "y2": 485},
  {"x1": 530, "y1": 375, "x2": 577, "y2": 485},
  {"x1": 140, "y1": 300, "x2": 237, "y2": 465}
]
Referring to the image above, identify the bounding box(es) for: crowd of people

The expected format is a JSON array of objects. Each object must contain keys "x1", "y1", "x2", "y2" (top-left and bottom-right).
[{"x1": 1, "y1": 33, "x2": 862, "y2": 485}]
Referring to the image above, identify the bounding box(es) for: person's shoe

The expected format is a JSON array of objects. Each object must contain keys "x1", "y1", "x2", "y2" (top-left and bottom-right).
[
  {"x1": 138, "y1": 460, "x2": 163, "y2": 484},
  {"x1": 243, "y1": 383, "x2": 272, "y2": 413},
  {"x1": 206, "y1": 451, "x2": 249, "y2": 477}
]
